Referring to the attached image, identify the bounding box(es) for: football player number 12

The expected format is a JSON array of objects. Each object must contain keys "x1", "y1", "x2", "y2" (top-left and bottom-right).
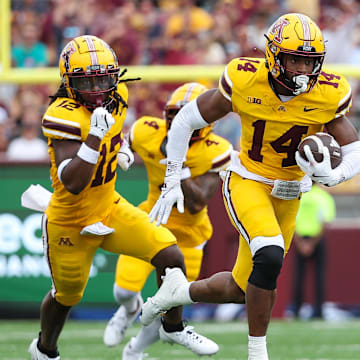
[
  {"x1": 91, "y1": 133, "x2": 121, "y2": 187},
  {"x1": 248, "y1": 120, "x2": 308, "y2": 167}
]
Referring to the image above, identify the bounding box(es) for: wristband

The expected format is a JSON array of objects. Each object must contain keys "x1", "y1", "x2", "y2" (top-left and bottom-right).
[
  {"x1": 57, "y1": 158, "x2": 72, "y2": 183},
  {"x1": 77, "y1": 143, "x2": 99, "y2": 164}
]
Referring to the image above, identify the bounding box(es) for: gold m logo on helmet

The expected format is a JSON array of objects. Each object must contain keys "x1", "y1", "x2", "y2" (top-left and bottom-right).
[
  {"x1": 61, "y1": 42, "x2": 76, "y2": 72},
  {"x1": 58, "y1": 237, "x2": 74, "y2": 246},
  {"x1": 270, "y1": 19, "x2": 289, "y2": 43}
]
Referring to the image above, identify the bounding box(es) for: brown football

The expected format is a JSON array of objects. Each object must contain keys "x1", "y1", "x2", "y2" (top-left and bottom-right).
[{"x1": 298, "y1": 132, "x2": 342, "y2": 169}]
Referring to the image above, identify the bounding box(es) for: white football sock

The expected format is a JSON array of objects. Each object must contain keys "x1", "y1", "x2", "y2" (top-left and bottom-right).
[
  {"x1": 113, "y1": 285, "x2": 139, "y2": 313},
  {"x1": 248, "y1": 335, "x2": 269, "y2": 360},
  {"x1": 123, "y1": 294, "x2": 140, "y2": 314},
  {"x1": 131, "y1": 317, "x2": 161, "y2": 352}
]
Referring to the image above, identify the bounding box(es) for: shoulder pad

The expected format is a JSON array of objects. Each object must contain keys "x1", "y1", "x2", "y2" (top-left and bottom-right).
[
  {"x1": 42, "y1": 98, "x2": 87, "y2": 141},
  {"x1": 219, "y1": 57, "x2": 265, "y2": 101},
  {"x1": 318, "y1": 68, "x2": 352, "y2": 118},
  {"x1": 187, "y1": 133, "x2": 232, "y2": 175},
  {"x1": 130, "y1": 116, "x2": 165, "y2": 149},
  {"x1": 206, "y1": 134, "x2": 233, "y2": 173}
]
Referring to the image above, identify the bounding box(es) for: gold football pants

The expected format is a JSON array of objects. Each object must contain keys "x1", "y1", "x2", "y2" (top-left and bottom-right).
[
  {"x1": 222, "y1": 171, "x2": 300, "y2": 291},
  {"x1": 42, "y1": 196, "x2": 176, "y2": 306}
]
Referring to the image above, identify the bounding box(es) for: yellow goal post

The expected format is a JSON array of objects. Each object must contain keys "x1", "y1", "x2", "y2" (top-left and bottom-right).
[{"x1": 1, "y1": 0, "x2": 360, "y2": 85}]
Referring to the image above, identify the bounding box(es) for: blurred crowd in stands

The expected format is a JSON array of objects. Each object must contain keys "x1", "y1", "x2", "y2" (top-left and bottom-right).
[{"x1": 1, "y1": 0, "x2": 360, "y2": 161}]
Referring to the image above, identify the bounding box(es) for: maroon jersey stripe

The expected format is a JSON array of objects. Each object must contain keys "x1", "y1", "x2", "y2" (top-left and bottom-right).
[
  {"x1": 212, "y1": 155, "x2": 231, "y2": 169},
  {"x1": 336, "y1": 95, "x2": 352, "y2": 114},
  {"x1": 221, "y1": 73, "x2": 232, "y2": 97},
  {"x1": 43, "y1": 119, "x2": 81, "y2": 136}
]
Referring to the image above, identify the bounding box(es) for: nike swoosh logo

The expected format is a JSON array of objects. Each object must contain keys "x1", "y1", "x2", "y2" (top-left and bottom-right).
[{"x1": 304, "y1": 107, "x2": 318, "y2": 112}]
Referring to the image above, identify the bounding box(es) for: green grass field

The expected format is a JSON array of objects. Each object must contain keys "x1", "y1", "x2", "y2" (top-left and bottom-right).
[{"x1": 1, "y1": 319, "x2": 360, "y2": 360}]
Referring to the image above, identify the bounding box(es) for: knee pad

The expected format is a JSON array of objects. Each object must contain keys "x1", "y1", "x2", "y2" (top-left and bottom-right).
[
  {"x1": 113, "y1": 284, "x2": 138, "y2": 304},
  {"x1": 248, "y1": 245, "x2": 284, "y2": 290}
]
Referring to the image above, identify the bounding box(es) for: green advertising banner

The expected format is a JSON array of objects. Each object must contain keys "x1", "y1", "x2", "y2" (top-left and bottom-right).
[{"x1": 0, "y1": 164, "x2": 157, "y2": 312}]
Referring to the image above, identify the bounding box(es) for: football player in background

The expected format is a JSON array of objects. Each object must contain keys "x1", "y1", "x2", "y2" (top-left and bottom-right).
[
  {"x1": 103, "y1": 82, "x2": 232, "y2": 359},
  {"x1": 141, "y1": 13, "x2": 360, "y2": 360},
  {"x1": 28, "y1": 36, "x2": 218, "y2": 360}
]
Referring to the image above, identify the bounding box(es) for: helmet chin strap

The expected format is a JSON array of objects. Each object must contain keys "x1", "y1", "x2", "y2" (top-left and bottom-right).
[{"x1": 292, "y1": 75, "x2": 309, "y2": 95}]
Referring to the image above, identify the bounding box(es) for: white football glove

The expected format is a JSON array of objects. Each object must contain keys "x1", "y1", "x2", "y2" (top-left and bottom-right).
[
  {"x1": 159, "y1": 158, "x2": 191, "y2": 180},
  {"x1": 89, "y1": 107, "x2": 115, "y2": 140},
  {"x1": 295, "y1": 145, "x2": 342, "y2": 186},
  {"x1": 117, "y1": 139, "x2": 134, "y2": 171},
  {"x1": 149, "y1": 160, "x2": 184, "y2": 226}
]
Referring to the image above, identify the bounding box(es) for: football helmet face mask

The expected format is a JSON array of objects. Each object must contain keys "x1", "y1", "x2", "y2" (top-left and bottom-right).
[
  {"x1": 59, "y1": 35, "x2": 120, "y2": 109},
  {"x1": 265, "y1": 13, "x2": 326, "y2": 95},
  {"x1": 164, "y1": 82, "x2": 212, "y2": 142}
]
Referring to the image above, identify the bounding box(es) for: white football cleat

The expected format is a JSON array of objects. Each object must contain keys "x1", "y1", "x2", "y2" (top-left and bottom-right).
[
  {"x1": 141, "y1": 267, "x2": 192, "y2": 326},
  {"x1": 104, "y1": 293, "x2": 143, "y2": 347},
  {"x1": 28, "y1": 338, "x2": 60, "y2": 360},
  {"x1": 122, "y1": 337, "x2": 146, "y2": 360},
  {"x1": 159, "y1": 324, "x2": 219, "y2": 356}
]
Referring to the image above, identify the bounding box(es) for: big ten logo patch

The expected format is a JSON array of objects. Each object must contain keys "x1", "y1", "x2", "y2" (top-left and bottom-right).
[{"x1": 247, "y1": 96, "x2": 262, "y2": 105}]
